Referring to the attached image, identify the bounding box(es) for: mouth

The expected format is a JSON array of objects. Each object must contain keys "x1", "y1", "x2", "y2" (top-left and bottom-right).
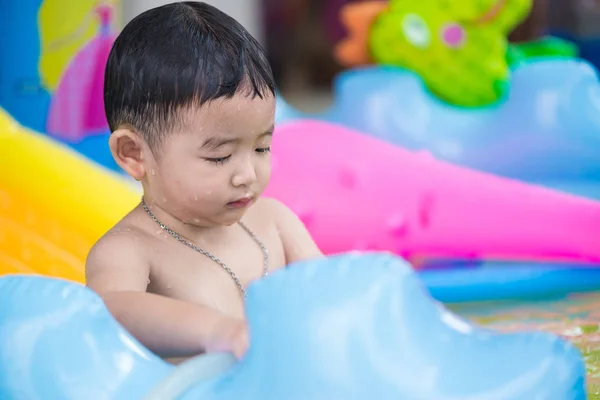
[
  {"x1": 226, "y1": 196, "x2": 254, "y2": 209},
  {"x1": 473, "y1": 0, "x2": 506, "y2": 24}
]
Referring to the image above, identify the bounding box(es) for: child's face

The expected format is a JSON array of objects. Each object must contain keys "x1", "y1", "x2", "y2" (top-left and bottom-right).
[{"x1": 144, "y1": 93, "x2": 276, "y2": 227}]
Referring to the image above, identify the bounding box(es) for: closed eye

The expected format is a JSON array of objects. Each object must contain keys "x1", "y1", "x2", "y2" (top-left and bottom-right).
[
  {"x1": 256, "y1": 147, "x2": 271, "y2": 154},
  {"x1": 204, "y1": 155, "x2": 231, "y2": 165}
]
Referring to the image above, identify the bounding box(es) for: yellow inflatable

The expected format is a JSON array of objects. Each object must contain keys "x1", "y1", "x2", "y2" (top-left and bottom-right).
[{"x1": 0, "y1": 108, "x2": 139, "y2": 283}]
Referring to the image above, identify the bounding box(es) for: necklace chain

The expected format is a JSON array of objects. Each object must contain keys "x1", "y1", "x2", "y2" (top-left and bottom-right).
[{"x1": 141, "y1": 199, "x2": 269, "y2": 298}]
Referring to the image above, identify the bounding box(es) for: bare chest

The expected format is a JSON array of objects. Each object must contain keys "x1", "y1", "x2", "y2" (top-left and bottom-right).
[{"x1": 146, "y1": 224, "x2": 285, "y2": 319}]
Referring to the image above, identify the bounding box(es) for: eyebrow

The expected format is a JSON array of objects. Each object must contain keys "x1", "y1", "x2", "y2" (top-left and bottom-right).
[
  {"x1": 201, "y1": 124, "x2": 275, "y2": 150},
  {"x1": 201, "y1": 137, "x2": 238, "y2": 150}
]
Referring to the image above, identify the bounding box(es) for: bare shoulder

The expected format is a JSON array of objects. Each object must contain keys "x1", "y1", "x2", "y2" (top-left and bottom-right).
[
  {"x1": 250, "y1": 197, "x2": 309, "y2": 231},
  {"x1": 253, "y1": 197, "x2": 323, "y2": 264},
  {"x1": 251, "y1": 196, "x2": 296, "y2": 222},
  {"x1": 86, "y1": 224, "x2": 150, "y2": 270},
  {"x1": 85, "y1": 220, "x2": 152, "y2": 295}
]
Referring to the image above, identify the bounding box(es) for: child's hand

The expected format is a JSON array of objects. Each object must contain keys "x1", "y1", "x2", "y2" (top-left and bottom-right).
[{"x1": 208, "y1": 317, "x2": 249, "y2": 359}]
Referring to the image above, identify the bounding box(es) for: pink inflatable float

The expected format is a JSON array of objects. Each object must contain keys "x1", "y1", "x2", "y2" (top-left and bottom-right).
[{"x1": 264, "y1": 120, "x2": 600, "y2": 265}]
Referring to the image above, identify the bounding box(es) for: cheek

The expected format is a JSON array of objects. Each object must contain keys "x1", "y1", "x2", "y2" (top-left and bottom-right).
[
  {"x1": 257, "y1": 158, "x2": 272, "y2": 183},
  {"x1": 155, "y1": 159, "x2": 199, "y2": 198},
  {"x1": 184, "y1": 169, "x2": 225, "y2": 203},
  {"x1": 190, "y1": 186, "x2": 219, "y2": 203}
]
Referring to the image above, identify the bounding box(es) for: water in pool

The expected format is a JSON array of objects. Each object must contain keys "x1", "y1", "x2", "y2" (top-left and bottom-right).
[{"x1": 450, "y1": 291, "x2": 600, "y2": 398}]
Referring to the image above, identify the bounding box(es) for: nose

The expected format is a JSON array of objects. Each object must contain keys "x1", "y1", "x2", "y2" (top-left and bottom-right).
[{"x1": 231, "y1": 156, "x2": 258, "y2": 188}]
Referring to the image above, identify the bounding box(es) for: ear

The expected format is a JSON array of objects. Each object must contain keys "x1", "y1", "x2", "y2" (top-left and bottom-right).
[{"x1": 109, "y1": 128, "x2": 148, "y2": 181}]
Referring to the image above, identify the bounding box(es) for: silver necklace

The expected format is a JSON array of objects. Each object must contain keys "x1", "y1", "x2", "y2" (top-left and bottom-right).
[{"x1": 141, "y1": 198, "x2": 269, "y2": 299}]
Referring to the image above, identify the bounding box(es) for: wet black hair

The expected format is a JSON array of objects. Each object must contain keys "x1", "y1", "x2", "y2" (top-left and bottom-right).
[{"x1": 104, "y1": 1, "x2": 275, "y2": 150}]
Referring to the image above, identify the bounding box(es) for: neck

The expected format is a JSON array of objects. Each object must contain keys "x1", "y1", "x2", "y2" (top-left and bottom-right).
[{"x1": 140, "y1": 196, "x2": 232, "y2": 244}]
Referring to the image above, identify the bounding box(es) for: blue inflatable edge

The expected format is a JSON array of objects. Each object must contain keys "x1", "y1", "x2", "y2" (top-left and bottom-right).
[{"x1": 420, "y1": 263, "x2": 600, "y2": 303}]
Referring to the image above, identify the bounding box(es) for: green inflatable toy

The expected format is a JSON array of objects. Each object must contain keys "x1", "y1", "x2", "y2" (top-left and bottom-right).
[{"x1": 335, "y1": 0, "x2": 578, "y2": 108}]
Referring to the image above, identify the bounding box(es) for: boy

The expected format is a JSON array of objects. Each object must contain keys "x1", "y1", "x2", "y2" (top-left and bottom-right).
[{"x1": 86, "y1": 1, "x2": 322, "y2": 363}]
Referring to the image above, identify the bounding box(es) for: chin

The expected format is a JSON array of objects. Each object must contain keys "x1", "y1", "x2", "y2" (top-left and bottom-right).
[
  {"x1": 217, "y1": 212, "x2": 246, "y2": 227},
  {"x1": 220, "y1": 219, "x2": 240, "y2": 227}
]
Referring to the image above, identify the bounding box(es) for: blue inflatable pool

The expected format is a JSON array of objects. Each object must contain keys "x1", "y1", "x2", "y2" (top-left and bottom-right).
[{"x1": 0, "y1": 253, "x2": 587, "y2": 399}]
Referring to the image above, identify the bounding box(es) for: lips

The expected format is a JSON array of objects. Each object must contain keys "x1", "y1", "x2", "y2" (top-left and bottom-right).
[{"x1": 227, "y1": 196, "x2": 254, "y2": 208}]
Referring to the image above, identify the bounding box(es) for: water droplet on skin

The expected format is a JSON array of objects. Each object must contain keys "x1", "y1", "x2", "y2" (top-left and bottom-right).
[
  {"x1": 150, "y1": 169, "x2": 156, "y2": 176},
  {"x1": 193, "y1": 195, "x2": 199, "y2": 201},
  {"x1": 155, "y1": 230, "x2": 163, "y2": 235},
  {"x1": 166, "y1": 284, "x2": 172, "y2": 290},
  {"x1": 162, "y1": 197, "x2": 167, "y2": 203},
  {"x1": 146, "y1": 279, "x2": 151, "y2": 285},
  {"x1": 193, "y1": 218, "x2": 201, "y2": 224}
]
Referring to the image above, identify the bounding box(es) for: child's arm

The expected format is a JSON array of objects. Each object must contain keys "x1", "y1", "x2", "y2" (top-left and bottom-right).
[
  {"x1": 267, "y1": 198, "x2": 323, "y2": 264},
  {"x1": 85, "y1": 234, "x2": 247, "y2": 359}
]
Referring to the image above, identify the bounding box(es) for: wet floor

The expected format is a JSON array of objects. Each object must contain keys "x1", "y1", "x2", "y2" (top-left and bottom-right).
[{"x1": 451, "y1": 291, "x2": 600, "y2": 398}]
